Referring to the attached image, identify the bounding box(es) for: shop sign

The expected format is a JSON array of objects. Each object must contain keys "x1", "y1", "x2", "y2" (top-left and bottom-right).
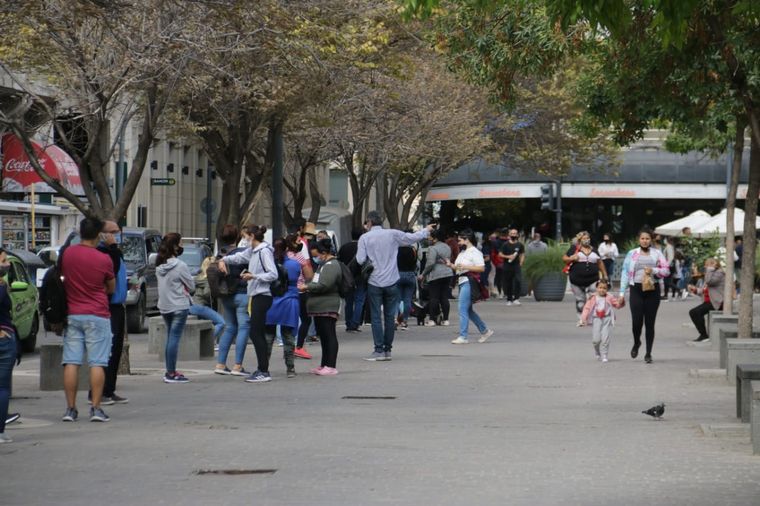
[{"x1": 1, "y1": 134, "x2": 85, "y2": 195}]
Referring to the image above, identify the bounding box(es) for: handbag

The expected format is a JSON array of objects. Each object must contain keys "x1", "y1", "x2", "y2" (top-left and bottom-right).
[
  {"x1": 467, "y1": 272, "x2": 489, "y2": 304},
  {"x1": 360, "y1": 259, "x2": 374, "y2": 284},
  {"x1": 563, "y1": 244, "x2": 581, "y2": 275},
  {"x1": 641, "y1": 272, "x2": 656, "y2": 292}
]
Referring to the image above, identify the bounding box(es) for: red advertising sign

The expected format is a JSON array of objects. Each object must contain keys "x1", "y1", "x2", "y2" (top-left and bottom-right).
[{"x1": 1, "y1": 133, "x2": 85, "y2": 195}]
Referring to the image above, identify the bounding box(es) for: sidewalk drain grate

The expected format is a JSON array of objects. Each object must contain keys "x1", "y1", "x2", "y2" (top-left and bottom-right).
[
  {"x1": 342, "y1": 396, "x2": 396, "y2": 400},
  {"x1": 195, "y1": 469, "x2": 277, "y2": 476}
]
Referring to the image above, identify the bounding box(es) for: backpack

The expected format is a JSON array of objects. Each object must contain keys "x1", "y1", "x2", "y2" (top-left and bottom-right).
[
  {"x1": 258, "y1": 251, "x2": 289, "y2": 297},
  {"x1": 39, "y1": 251, "x2": 68, "y2": 334},
  {"x1": 205, "y1": 261, "x2": 239, "y2": 299},
  {"x1": 336, "y1": 260, "x2": 355, "y2": 298}
]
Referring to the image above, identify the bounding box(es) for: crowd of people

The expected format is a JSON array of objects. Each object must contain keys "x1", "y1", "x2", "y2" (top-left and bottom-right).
[{"x1": 0, "y1": 215, "x2": 736, "y2": 440}]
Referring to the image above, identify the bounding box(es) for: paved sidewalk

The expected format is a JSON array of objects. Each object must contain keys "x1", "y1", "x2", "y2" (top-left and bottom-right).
[{"x1": 2, "y1": 296, "x2": 759, "y2": 505}]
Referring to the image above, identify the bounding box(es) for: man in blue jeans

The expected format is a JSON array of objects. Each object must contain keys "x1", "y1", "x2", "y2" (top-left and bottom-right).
[{"x1": 356, "y1": 211, "x2": 434, "y2": 361}]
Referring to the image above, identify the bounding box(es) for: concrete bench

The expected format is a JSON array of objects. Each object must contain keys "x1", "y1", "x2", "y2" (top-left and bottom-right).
[
  {"x1": 719, "y1": 330, "x2": 760, "y2": 369},
  {"x1": 752, "y1": 381, "x2": 760, "y2": 455},
  {"x1": 726, "y1": 339, "x2": 760, "y2": 385},
  {"x1": 737, "y1": 364, "x2": 760, "y2": 422},
  {"x1": 39, "y1": 342, "x2": 90, "y2": 391},
  {"x1": 148, "y1": 316, "x2": 214, "y2": 361},
  {"x1": 708, "y1": 312, "x2": 738, "y2": 351}
]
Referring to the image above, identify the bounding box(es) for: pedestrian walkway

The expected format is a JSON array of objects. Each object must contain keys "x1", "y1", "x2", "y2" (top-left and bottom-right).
[{"x1": 3, "y1": 298, "x2": 759, "y2": 505}]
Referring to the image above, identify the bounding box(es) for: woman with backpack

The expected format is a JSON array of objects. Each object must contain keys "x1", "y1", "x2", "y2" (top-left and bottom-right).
[
  {"x1": 299, "y1": 239, "x2": 342, "y2": 376},
  {"x1": 219, "y1": 225, "x2": 278, "y2": 383},
  {"x1": 156, "y1": 233, "x2": 195, "y2": 383},
  {"x1": 263, "y1": 237, "x2": 303, "y2": 378},
  {"x1": 563, "y1": 231, "x2": 608, "y2": 327}
]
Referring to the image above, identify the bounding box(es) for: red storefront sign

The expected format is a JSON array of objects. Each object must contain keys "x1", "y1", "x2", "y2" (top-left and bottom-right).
[{"x1": 1, "y1": 133, "x2": 85, "y2": 195}]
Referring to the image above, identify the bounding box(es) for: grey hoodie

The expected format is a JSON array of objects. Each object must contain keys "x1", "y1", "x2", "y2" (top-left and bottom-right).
[
  {"x1": 157, "y1": 257, "x2": 194, "y2": 314},
  {"x1": 223, "y1": 242, "x2": 278, "y2": 296}
]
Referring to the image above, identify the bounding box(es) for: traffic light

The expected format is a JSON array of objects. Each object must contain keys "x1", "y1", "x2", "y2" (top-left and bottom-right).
[{"x1": 540, "y1": 183, "x2": 554, "y2": 211}]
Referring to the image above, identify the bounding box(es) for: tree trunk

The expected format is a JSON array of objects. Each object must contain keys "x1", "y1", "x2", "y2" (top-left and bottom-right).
[
  {"x1": 724, "y1": 120, "x2": 745, "y2": 314},
  {"x1": 738, "y1": 131, "x2": 760, "y2": 339},
  {"x1": 307, "y1": 167, "x2": 322, "y2": 224}
]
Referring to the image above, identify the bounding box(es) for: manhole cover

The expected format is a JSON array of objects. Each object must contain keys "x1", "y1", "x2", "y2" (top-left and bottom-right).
[
  {"x1": 342, "y1": 396, "x2": 397, "y2": 400},
  {"x1": 195, "y1": 469, "x2": 277, "y2": 475}
]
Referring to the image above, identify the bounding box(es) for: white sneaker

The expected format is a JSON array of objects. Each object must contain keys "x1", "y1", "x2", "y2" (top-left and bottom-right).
[
  {"x1": 441, "y1": 320, "x2": 450, "y2": 326},
  {"x1": 478, "y1": 329, "x2": 494, "y2": 343},
  {"x1": 451, "y1": 336, "x2": 469, "y2": 344},
  {"x1": 513, "y1": 300, "x2": 521, "y2": 306},
  {"x1": 424, "y1": 320, "x2": 437, "y2": 327},
  {"x1": 602, "y1": 356, "x2": 609, "y2": 363},
  {"x1": 0, "y1": 433, "x2": 12, "y2": 443},
  {"x1": 506, "y1": 301, "x2": 513, "y2": 306}
]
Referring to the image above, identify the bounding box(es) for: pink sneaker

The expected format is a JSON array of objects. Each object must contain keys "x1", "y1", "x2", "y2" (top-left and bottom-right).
[
  {"x1": 309, "y1": 366, "x2": 324, "y2": 374},
  {"x1": 315, "y1": 367, "x2": 338, "y2": 376}
]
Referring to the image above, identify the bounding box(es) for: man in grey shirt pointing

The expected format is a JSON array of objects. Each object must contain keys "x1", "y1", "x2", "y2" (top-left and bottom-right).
[{"x1": 356, "y1": 211, "x2": 435, "y2": 361}]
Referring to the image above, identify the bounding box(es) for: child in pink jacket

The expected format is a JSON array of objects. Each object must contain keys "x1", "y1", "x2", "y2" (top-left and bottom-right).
[{"x1": 581, "y1": 279, "x2": 624, "y2": 362}]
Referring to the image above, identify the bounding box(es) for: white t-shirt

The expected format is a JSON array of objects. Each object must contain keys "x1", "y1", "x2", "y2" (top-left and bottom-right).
[
  {"x1": 454, "y1": 246, "x2": 484, "y2": 285},
  {"x1": 598, "y1": 242, "x2": 619, "y2": 260}
]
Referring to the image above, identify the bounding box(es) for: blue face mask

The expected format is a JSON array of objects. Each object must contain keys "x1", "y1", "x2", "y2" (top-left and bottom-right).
[
  {"x1": 312, "y1": 256, "x2": 322, "y2": 265},
  {"x1": 113, "y1": 233, "x2": 122, "y2": 244}
]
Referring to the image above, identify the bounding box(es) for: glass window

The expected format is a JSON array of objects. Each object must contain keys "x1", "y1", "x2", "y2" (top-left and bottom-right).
[
  {"x1": 121, "y1": 235, "x2": 146, "y2": 267},
  {"x1": 10, "y1": 260, "x2": 29, "y2": 283}
]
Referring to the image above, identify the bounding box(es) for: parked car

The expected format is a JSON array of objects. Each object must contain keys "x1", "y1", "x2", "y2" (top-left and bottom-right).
[
  {"x1": 178, "y1": 243, "x2": 212, "y2": 277},
  {"x1": 37, "y1": 245, "x2": 60, "y2": 268},
  {"x1": 64, "y1": 227, "x2": 163, "y2": 333},
  {"x1": 179, "y1": 243, "x2": 213, "y2": 306},
  {"x1": 5, "y1": 251, "x2": 40, "y2": 352}
]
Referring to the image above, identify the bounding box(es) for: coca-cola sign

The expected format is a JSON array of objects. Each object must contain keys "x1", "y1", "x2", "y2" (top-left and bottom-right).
[{"x1": 1, "y1": 133, "x2": 85, "y2": 195}]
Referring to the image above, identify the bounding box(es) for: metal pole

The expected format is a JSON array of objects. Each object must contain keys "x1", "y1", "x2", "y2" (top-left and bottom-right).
[
  {"x1": 206, "y1": 162, "x2": 213, "y2": 242},
  {"x1": 271, "y1": 119, "x2": 284, "y2": 240},
  {"x1": 555, "y1": 179, "x2": 562, "y2": 241}
]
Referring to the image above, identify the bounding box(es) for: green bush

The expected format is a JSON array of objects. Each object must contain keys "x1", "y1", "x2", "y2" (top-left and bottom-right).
[{"x1": 523, "y1": 243, "x2": 568, "y2": 283}]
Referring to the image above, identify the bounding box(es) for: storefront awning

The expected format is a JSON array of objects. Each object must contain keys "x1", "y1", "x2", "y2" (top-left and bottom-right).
[{"x1": 1, "y1": 133, "x2": 85, "y2": 195}]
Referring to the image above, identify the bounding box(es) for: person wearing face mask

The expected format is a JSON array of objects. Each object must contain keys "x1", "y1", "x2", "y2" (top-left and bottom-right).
[
  {"x1": 299, "y1": 239, "x2": 342, "y2": 375},
  {"x1": 93, "y1": 221, "x2": 129, "y2": 404},
  {"x1": 563, "y1": 231, "x2": 608, "y2": 326},
  {"x1": 618, "y1": 228, "x2": 670, "y2": 363},
  {"x1": 498, "y1": 228, "x2": 525, "y2": 306},
  {"x1": 597, "y1": 233, "x2": 619, "y2": 283},
  {"x1": 0, "y1": 249, "x2": 19, "y2": 442},
  {"x1": 219, "y1": 225, "x2": 279, "y2": 383},
  {"x1": 156, "y1": 233, "x2": 194, "y2": 383},
  {"x1": 446, "y1": 229, "x2": 494, "y2": 344}
]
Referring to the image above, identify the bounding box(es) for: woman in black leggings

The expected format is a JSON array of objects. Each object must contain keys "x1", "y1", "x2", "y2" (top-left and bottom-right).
[{"x1": 618, "y1": 229, "x2": 670, "y2": 363}]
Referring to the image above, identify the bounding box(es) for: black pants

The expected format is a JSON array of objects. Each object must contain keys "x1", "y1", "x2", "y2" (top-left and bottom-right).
[
  {"x1": 629, "y1": 284, "x2": 661, "y2": 356},
  {"x1": 314, "y1": 316, "x2": 338, "y2": 368},
  {"x1": 427, "y1": 277, "x2": 451, "y2": 321},
  {"x1": 494, "y1": 267, "x2": 504, "y2": 294},
  {"x1": 503, "y1": 266, "x2": 519, "y2": 302},
  {"x1": 689, "y1": 301, "x2": 720, "y2": 339},
  {"x1": 296, "y1": 292, "x2": 311, "y2": 348},
  {"x1": 104, "y1": 304, "x2": 125, "y2": 397},
  {"x1": 249, "y1": 295, "x2": 273, "y2": 372}
]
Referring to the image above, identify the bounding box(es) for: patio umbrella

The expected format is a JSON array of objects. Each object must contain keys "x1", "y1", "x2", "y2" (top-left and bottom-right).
[
  {"x1": 654, "y1": 210, "x2": 712, "y2": 236},
  {"x1": 692, "y1": 208, "x2": 760, "y2": 238}
]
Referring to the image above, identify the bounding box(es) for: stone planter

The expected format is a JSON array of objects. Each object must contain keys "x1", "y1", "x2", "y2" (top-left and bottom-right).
[{"x1": 532, "y1": 272, "x2": 566, "y2": 302}]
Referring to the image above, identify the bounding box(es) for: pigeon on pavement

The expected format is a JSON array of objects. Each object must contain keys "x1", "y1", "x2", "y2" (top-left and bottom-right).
[{"x1": 642, "y1": 403, "x2": 665, "y2": 420}]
